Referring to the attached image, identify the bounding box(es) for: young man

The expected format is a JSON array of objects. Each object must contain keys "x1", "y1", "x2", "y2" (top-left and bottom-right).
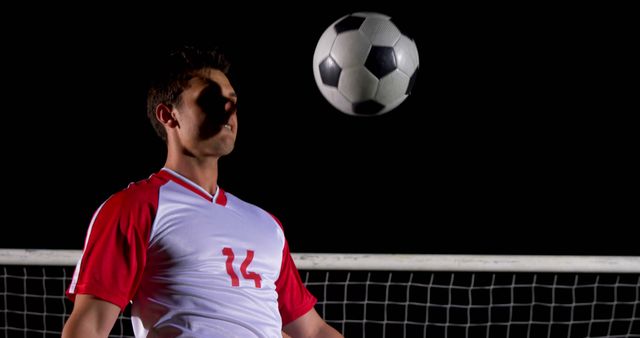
[{"x1": 62, "y1": 46, "x2": 343, "y2": 338}]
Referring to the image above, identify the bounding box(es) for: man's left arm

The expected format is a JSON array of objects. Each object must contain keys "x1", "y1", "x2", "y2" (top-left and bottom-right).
[{"x1": 283, "y1": 308, "x2": 344, "y2": 338}]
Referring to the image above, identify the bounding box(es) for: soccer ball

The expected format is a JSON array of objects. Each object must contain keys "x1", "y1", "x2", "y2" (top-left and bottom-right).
[{"x1": 313, "y1": 12, "x2": 419, "y2": 116}]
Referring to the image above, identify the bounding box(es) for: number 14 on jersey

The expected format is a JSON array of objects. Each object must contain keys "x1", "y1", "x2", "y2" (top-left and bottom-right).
[{"x1": 222, "y1": 247, "x2": 262, "y2": 288}]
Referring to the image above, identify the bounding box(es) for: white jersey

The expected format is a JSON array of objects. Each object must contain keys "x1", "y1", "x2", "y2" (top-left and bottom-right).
[{"x1": 68, "y1": 169, "x2": 316, "y2": 338}]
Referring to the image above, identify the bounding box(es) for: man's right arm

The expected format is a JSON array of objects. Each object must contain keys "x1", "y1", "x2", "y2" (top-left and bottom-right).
[{"x1": 62, "y1": 294, "x2": 121, "y2": 338}]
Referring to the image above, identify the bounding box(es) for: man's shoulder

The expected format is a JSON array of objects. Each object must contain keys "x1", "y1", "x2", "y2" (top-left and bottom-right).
[
  {"x1": 224, "y1": 191, "x2": 280, "y2": 226},
  {"x1": 223, "y1": 191, "x2": 260, "y2": 210},
  {"x1": 107, "y1": 172, "x2": 168, "y2": 206}
]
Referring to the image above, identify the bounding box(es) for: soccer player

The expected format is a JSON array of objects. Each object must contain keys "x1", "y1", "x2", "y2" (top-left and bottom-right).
[{"x1": 62, "y1": 45, "x2": 343, "y2": 338}]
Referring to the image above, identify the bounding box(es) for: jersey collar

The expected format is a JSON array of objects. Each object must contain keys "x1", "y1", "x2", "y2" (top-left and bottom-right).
[{"x1": 158, "y1": 168, "x2": 227, "y2": 206}]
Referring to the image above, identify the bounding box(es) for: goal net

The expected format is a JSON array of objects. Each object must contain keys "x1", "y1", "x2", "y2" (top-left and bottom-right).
[{"x1": 1, "y1": 250, "x2": 639, "y2": 338}]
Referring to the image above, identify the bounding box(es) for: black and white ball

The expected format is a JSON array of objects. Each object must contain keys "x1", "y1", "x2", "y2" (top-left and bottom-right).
[{"x1": 313, "y1": 12, "x2": 419, "y2": 116}]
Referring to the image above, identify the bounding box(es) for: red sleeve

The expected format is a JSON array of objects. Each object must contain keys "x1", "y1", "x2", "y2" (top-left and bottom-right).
[
  {"x1": 275, "y1": 239, "x2": 317, "y2": 325},
  {"x1": 66, "y1": 183, "x2": 158, "y2": 310}
]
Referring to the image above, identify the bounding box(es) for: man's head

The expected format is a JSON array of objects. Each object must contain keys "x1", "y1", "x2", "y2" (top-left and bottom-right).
[{"x1": 147, "y1": 46, "x2": 232, "y2": 143}]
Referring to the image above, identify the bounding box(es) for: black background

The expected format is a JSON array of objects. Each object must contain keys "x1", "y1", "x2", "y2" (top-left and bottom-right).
[{"x1": 1, "y1": 4, "x2": 633, "y2": 255}]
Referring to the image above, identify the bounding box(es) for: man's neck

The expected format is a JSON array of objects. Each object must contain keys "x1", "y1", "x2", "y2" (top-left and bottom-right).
[{"x1": 164, "y1": 155, "x2": 219, "y2": 195}]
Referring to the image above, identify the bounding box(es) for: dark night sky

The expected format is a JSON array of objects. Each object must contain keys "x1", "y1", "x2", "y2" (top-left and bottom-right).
[{"x1": 2, "y1": 4, "x2": 633, "y2": 255}]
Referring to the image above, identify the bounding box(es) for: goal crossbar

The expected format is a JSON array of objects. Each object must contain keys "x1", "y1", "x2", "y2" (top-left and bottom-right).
[{"x1": 1, "y1": 249, "x2": 639, "y2": 273}]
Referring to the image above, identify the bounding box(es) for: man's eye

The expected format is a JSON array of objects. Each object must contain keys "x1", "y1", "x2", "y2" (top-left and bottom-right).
[{"x1": 197, "y1": 86, "x2": 227, "y2": 112}]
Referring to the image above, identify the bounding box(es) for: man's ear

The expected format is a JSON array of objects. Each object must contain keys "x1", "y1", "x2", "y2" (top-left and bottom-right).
[{"x1": 156, "y1": 103, "x2": 178, "y2": 128}]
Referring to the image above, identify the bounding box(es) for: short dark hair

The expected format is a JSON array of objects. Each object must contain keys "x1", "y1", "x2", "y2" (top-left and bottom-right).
[{"x1": 146, "y1": 45, "x2": 231, "y2": 142}]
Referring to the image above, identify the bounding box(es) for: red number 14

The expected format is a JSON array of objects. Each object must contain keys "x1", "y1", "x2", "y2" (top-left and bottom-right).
[{"x1": 222, "y1": 247, "x2": 262, "y2": 288}]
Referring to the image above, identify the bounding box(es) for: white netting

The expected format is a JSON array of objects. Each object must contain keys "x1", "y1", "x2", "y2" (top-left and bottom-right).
[
  {"x1": 302, "y1": 270, "x2": 640, "y2": 338},
  {"x1": 1, "y1": 265, "x2": 131, "y2": 338}
]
